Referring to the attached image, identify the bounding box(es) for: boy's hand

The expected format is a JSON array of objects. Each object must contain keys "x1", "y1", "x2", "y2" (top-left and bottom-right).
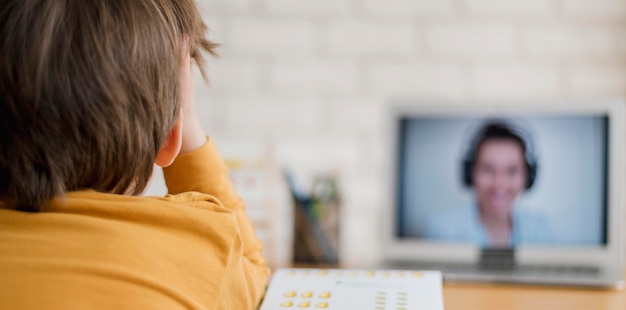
[{"x1": 179, "y1": 48, "x2": 207, "y2": 154}]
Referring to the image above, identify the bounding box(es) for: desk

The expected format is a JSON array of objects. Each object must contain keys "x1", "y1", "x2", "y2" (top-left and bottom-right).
[{"x1": 443, "y1": 280, "x2": 626, "y2": 310}]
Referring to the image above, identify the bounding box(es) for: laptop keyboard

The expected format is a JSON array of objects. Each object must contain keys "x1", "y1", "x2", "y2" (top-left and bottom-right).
[
  {"x1": 389, "y1": 261, "x2": 600, "y2": 278},
  {"x1": 513, "y1": 265, "x2": 600, "y2": 277}
]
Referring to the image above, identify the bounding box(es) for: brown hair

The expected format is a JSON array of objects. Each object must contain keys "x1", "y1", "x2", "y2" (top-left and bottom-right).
[{"x1": 0, "y1": 0, "x2": 217, "y2": 212}]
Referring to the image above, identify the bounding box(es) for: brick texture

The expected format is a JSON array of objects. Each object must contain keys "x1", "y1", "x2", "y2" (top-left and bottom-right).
[
  {"x1": 562, "y1": 0, "x2": 626, "y2": 20},
  {"x1": 270, "y1": 60, "x2": 358, "y2": 95},
  {"x1": 363, "y1": 0, "x2": 454, "y2": 17},
  {"x1": 427, "y1": 23, "x2": 515, "y2": 58},
  {"x1": 328, "y1": 21, "x2": 416, "y2": 57},
  {"x1": 227, "y1": 19, "x2": 315, "y2": 56},
  {"x1": 567, "y1": 65, "x2": 626, "y2": 95},
  {"x1": 265, "y1": 0, "x2": 351, "y2": 15},
  {"x1": 525, "y1": 25, "x2": 616, "y2": 59},
  {"x1": 369, "y1": 63, "x2": 466, "y2": 98},
  {"x1": 465, "y1": 0, "x2": 553, "y2": 17},
  {"x1": 471, "y1": 64, "x2": 560, "y2": 99}
]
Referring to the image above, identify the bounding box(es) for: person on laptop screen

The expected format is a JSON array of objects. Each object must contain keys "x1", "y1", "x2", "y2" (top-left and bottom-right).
[{"x1": 423, "y1": 121, "x2": 550, "y2": 247}]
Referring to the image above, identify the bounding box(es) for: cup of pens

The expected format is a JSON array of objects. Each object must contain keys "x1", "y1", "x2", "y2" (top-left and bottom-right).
[{"x1": 286, "y1": 171, "x2": 341, "y2": 265}]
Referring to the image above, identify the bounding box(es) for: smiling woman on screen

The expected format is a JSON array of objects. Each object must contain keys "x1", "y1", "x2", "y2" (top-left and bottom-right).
[{"x1": 423, "y1": 122, "x2": 551, "y2": 248}]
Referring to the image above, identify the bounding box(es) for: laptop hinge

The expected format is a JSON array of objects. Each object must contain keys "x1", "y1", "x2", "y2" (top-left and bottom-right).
[{"x1": 479, "y1": 248, "x2": 516, "y2": 270}]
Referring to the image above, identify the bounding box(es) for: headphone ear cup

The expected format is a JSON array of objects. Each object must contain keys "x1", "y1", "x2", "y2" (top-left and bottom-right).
[
  {"x1": 526, "y1": 163, "x2": 537, "y2": 189},
  {"x1": 463, "y1": 160, "x2": 473, "y2": 187}
]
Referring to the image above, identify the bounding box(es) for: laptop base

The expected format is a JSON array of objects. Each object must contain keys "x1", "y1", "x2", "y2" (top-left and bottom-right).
[{"x1": 384, "y1": 260, "x2": 623, "y2": 289}]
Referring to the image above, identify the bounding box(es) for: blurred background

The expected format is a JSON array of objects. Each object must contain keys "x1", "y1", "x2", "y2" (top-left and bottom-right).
[{"x1": 146, "y1": 0, "x2": 626, "y2": 269}]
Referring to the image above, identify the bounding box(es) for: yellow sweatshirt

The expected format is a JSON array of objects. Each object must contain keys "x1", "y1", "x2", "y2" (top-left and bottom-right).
[{"x1": 0, "y1": 138, "x2": 271, "y2": 309}]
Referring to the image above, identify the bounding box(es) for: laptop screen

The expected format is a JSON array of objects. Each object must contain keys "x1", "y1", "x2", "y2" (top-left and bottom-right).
[{"x1": 395, "y1": 114, "x2": 609, "y2": 248}]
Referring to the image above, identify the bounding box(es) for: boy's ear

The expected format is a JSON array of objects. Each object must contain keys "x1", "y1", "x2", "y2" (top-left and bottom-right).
[{"x1": 155, "y1": 115, "x2": 183, "y2": 167}]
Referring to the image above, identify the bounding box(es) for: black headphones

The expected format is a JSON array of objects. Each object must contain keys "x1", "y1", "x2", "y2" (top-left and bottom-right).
[{"x1": 462, "y1": 121, "x2": 538, "y2": 190}]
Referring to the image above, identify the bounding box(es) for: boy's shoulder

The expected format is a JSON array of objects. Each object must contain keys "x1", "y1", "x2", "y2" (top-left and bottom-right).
[{"x1": 29, "y1": 190, "x2": 240, "y2": 236}]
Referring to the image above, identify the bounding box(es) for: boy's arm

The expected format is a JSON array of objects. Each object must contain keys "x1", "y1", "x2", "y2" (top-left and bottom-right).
[
  {"x1": 162, "y1": 50, "x2": 270, "y2": 307},
  {"x1": 162, "y1": 136, "x2": 271, "y2": 307}
]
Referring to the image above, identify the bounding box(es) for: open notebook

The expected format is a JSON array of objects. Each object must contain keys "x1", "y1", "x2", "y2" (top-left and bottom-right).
[{"x1": 260, "y1": 268, "x2": 444, "y2": 310}]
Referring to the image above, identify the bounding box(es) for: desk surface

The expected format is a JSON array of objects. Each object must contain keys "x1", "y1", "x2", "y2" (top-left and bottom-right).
[
  {"x1": 290, "y1": 264, "x2": 625, "y2": 309},
  {"x1": 443, "y1": 281, "x2": 626, "y2": 310}
]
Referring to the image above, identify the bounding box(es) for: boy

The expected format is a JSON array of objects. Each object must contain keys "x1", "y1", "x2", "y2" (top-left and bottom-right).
[{"x1": 0, "y1": 0, "x2": 270, "y2": 309}]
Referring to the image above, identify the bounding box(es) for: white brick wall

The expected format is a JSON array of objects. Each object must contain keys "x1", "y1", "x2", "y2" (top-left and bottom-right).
[
  {"x1": 275, "y1": 139, "x2": 360, "y2": 174},
  {"x1": 566, "y1": 65, "x2": 626, "y2": 95},
  {"x1": 197, "y1": 0, "x2": 251, "y2": 13},
  {"x1": 471, "y1": 63, "x2": 560, "y2": 99},
  {"x1": 562, "y1": 0, "x2": 626, "y2": 20},
  {"x1": 222, "y1": 95, "x2": 327, "y2": 138},
  {"x1": 203, "y1": 17, "x2": 227, "y2": 44},
  {"x1": 525, "y1": 25, "x2": 616, "y2": 59},
  {"x1": 620, "y1": 30, "x2": 626, "y2": 55},
  {"x1": 340, "y1": 210, "x2": 380, "y2": 267},
  {"x1": 265, "y1": 0, "x2": 352, "y2": 15},
  {"x1": 145, "y1": 0, "x2": 626, "y2": 268},
  {"x1": 369, "y1": 63, "x2": 466, "y2": 98},
  {"x1": 226, "y1": 19, "x2": 316, "y2": 56},
  {"x1": 327, "y1": 97, "x2": 385, "y2": 138},
  {"x1": 270, "y1": 60, "x2": 358, "y2": 95},
  {"x1": 362, "y1": 0, "x2": 454, "y2": 17},
  {"x1": 465, "y1": 0, "x2": 554, "y2": 17},
  {"x1": 327, "y1": 21, "x2": 416, "y2": 57},
  {"x1": 206, "y1": 58, "x2": 263, "y2": 94},
  {"x1": 427, "y1": 23, "x2": 516, "y2": 58}
]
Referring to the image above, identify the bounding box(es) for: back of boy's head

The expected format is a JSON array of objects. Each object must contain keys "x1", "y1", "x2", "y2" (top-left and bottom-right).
[{"x1": 0, "y1": 0, "x2": 217, "y2": 212}]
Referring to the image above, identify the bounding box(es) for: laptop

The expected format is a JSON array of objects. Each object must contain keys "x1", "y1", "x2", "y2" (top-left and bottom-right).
[{"x1": 382, "y1": 99, "x2": 624, "y2": 288}]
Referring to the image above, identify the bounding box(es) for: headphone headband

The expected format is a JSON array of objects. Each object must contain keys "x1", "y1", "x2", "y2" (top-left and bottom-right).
[{"x1": 462, "y1": 120, "x2": 538, "y2": 190}]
